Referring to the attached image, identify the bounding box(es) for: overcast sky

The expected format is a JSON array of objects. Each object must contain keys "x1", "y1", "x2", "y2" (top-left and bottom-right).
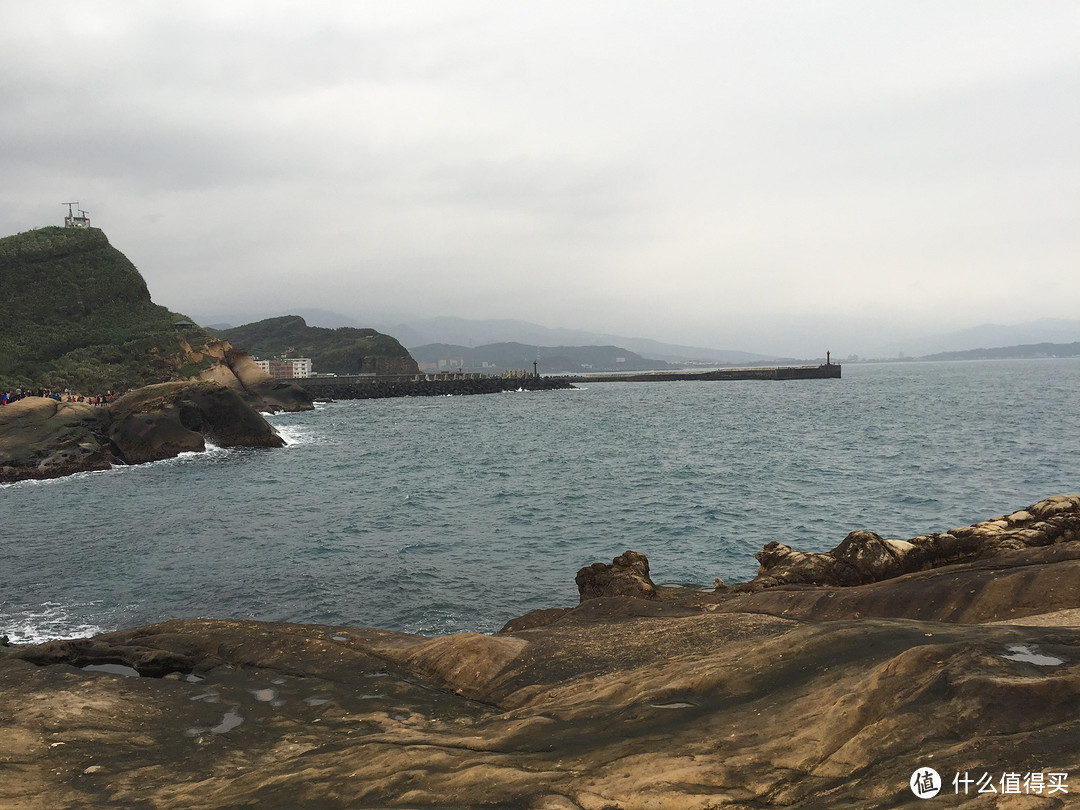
[{"x1": 2, "y1": 1, "x2": 1078, "y2": 356}]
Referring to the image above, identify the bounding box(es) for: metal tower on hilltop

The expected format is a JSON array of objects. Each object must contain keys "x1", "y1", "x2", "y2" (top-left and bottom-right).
[{"x1": 62, "y1": 201, "x2": 91, "y2": 229}]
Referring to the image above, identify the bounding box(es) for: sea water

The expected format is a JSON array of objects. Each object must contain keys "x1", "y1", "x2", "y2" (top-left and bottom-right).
[{"x1": 2, "y1": 359, "x2": 1078, "y2": 642}]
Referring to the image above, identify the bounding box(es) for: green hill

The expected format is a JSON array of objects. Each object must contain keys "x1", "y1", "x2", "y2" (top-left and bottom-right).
[
  {"x1": 0, "y1": 226, "x2": 212, "y2": 392},
  {"x1": 211, "y1": 316, "x2": 418, "y2": 376}
]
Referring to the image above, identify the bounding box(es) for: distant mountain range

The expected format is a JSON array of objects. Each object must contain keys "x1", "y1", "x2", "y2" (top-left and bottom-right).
[
  {"x1": 410, "y1": 342, "x2": 680, "y2": 374},
  {"x1": 869, "y1": 318, "x2": 1080, "y2": 358},
  {"x1": 921, "y1": 342, "x2": 1080, "y2": 362},
  {"x1": 196, "y1": 309, "x2": 1080, "y2": 365},
  {"x1": 200, "y1": 310, "x2": 775, "y2": 365},
  {"x1": 372, "y1": 316, "x2": 775, "y2": 364}
]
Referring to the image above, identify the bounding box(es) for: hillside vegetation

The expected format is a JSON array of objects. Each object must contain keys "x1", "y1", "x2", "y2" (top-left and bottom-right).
[
  {"x1": 0, "y1": 227, "x2": 212, "y2": 392},
  {"x1": 211, "y1": 316, "x2": 418, "y2": 376}
]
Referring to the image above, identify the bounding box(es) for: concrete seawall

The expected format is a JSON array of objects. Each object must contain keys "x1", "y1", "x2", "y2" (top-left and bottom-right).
[
  {"x1": 295, "y1": 364, "x2": 839, "y2": 400},
  {"x1": 577, "y1": 364, "x2": 841, "y2": 383},
  {"x1": 296, "y1": 374, "x2": 576, "y2": 400}
]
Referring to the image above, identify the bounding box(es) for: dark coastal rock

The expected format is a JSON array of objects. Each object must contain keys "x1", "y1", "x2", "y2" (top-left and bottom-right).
[
  {"x1": 706, "y1": 541, "x2": 1080, "y2": 625},
  {"x1": 0, "y1": 381, "x2": 285, "y2": 482},
  {"x1": 575, "y1": 549, "x2": 658, "y2": 602},
  {"x1": 106, "y1": 400, "x2": 205, "y2": 465},
  {"x1": 12, "y1": 637, "x2": 195, "y2": 678},
  {"x1": 108, "y1": 381, "x2": 284, "y2": 464},
  {"x1": 747, "y1": 493, "x2": 1080, "y2": 590},
  {"x1": 0, "y1": 398, "x2": 115, "y2": 482}
]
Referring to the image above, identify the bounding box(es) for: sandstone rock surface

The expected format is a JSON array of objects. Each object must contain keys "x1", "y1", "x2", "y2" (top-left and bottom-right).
[
  {"x1": 748, "y1": 493, "x2": 1080, "y2": 589},
  {"x1": 575, "y1": 550, "x2": 658, "y2": 602},
  {"x1": 194, "y1": 339, "x2": 314, "y2": 413},
  {"x1": 3, "y1": 497, "x2": 1080, "y2": 808},
  {"x1": 0, "y1": 398, "x2": 114, "y2": 481}
]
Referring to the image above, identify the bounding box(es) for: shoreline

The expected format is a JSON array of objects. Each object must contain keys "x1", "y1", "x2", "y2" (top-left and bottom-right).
[{"x1": 3, "y1": 495, "x2": 1080, "y2": 807}]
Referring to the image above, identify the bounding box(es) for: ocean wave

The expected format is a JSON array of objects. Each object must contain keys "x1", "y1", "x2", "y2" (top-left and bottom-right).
[
  {"x1": 270, "y1": 424, "x2": 308, "y2": 446},
  {"x1": 1, "y1": 443, "x2": 234, "y2": 489},
  {"x1": 2, "y1": 602, "x2": 110, "y2": 645},
  {"x1": 0, "y1": 465, "x2": 119, "y2": 489}
]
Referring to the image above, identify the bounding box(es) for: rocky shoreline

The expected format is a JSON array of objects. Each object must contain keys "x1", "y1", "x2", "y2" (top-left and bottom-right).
[
  {"x1": 0, "y1": 343, "x2": 313, "y2": 484},
  {"x1": 3, "y1": 495, "x2": 1080, "y2": 808},
  {"x1": 0, "y1": 382, "x2": 290, "y2": 484}
]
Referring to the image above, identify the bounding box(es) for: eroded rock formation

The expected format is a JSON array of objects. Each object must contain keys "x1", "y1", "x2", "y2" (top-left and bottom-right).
[
  {"x1": 747, "y1": 493, "x2": 1080, "y2": 589},
  {"x1": 193, "y1": 338, "x2": 314, "y2": 413},
  {"x1": 0, "y1": 397, "x2": 114, "y2": 481},
  {"x1": 575, "y1": 550, "x2": 658, "y2": 602},
  {"x1": 0, "y1": 381, "x2": 285, "y2": 483},
  {"x1": 108, "y1": 381, "x2": 285, "y2": 463}
]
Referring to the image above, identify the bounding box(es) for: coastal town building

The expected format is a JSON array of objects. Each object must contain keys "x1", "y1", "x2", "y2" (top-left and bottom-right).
[
  {"x1": 418, "y1": 357, "x2": 465, "y2": 373},
  {"x1": 253, "y1": 357, "x2": 313, "y2": 379}
]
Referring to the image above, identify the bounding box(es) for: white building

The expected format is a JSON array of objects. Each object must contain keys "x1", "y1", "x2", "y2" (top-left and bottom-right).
[{"x1": 254, "y1": 357, "x2": 313, "y2": 379}]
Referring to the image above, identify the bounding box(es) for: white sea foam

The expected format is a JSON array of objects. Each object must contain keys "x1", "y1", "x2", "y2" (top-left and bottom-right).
[
  {"x1": 0, "y1": 465, "x2": 118, "y2": 489},
  {"x1": 1, "y1": 442, "x2": 233, "y2": 489},
  {"x1": 271, "y1": 424, "x2": 307, "y2": 446},
  {"x1": 2, "y1": 602, "x2": 109, "y2": 645}
]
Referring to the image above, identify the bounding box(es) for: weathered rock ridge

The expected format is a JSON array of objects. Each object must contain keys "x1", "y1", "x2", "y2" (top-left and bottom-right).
[
  {"x1": 746, "y1": 493, "x2": 1080, "y2": 589},
  {"x1": 191, "y1": 337, "x2": 313, "y2": 413},
  {"x1": 3, "y1": 496, "x2": 1080, "y2": 808},
  {"x1": 0, "y1": 381, "x2": 286, "y2": 483},
  {"x1": 574, "y1": 549, "x2": 658, "y2": 602}
]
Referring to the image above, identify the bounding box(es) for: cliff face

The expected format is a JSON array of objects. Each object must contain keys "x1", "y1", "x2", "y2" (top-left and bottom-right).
[{"x1": 0, "y1": 226, "x2": 212, "y2": 392}]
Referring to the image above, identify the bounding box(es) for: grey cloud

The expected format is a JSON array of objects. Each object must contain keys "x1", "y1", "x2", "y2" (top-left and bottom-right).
[{"x1": 2, "y1": 2, "x2": 1078, "y2": 357}]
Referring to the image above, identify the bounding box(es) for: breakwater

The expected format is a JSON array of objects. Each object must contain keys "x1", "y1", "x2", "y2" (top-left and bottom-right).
[
  {"x1": 578, "y1": 363, "x2": 841, "y2": 383},
  {"x1": 296, "y1": 373, "x2": 576, "y2": 400},
  {"x1": 295, "y1": 364, "x2": 839, "y2": 400}
]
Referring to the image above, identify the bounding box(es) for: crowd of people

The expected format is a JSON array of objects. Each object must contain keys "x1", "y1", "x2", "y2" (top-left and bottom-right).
[{"x1": 1, "y1": 388, "x2": 116, "y2": 406}]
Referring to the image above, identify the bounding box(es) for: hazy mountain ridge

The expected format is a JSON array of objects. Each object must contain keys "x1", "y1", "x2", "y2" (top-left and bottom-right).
[
  {"x1": 921, "y1": 341, "x2": 1080, "y2": 362},
  {"x1": 193, "y1": 308, "x2": 1080, "y2": 365},
  {"x1": 410, "y1": 342, "x2": 679, "y2": 374},
  {"x1": 193, "y1": 311, "x2": 776, "y2": 364},
  {"x1": 871, "y1": 317, "x2": 1080, "y2": 358},
  {"x1": 377, "y1": 316, "x2": 775, "y2": 364}
]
